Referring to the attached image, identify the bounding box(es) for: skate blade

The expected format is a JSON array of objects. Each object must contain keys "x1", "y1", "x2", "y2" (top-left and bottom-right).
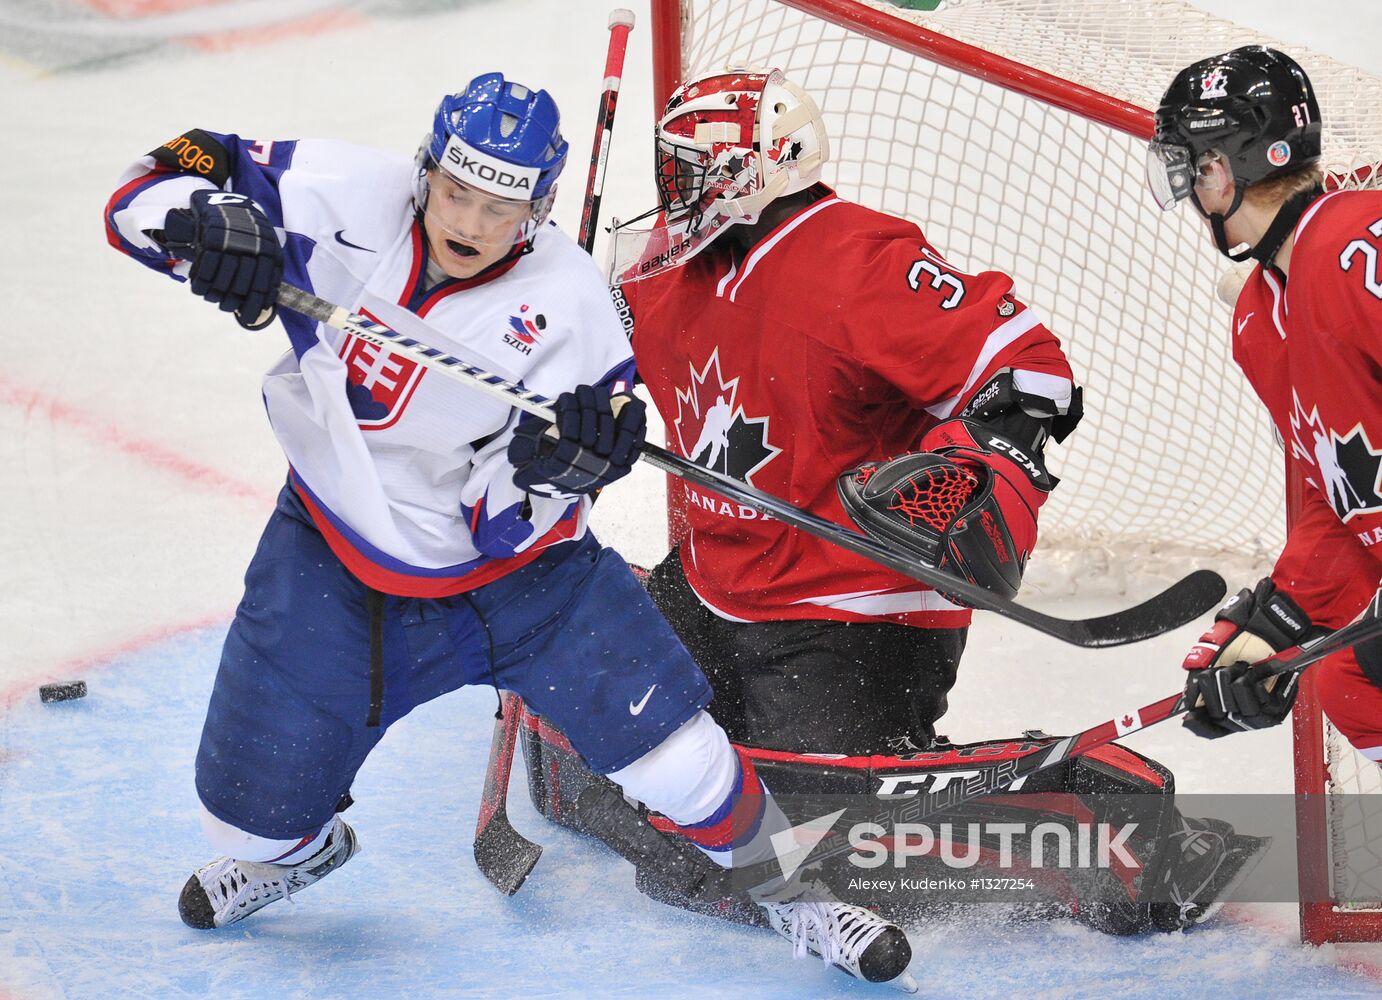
[
  {"x1": 1194, "y1": 833, "x2": 1273, "y2": 927},
  {"x1": 889, "y1": 969, "x2": 920, "y2": 994}
]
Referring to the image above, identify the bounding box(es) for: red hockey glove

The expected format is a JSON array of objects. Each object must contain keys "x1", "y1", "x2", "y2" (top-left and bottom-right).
[
  {"x1": 1180, "y1": 578, "x2": 1318, "y2": 739},
  {"x1": 1181, "y1": 659, "x2": 1301, "y2": 739},
  {"x1": 837, "y1": 418, "x2": 1053, "y2": 599}
]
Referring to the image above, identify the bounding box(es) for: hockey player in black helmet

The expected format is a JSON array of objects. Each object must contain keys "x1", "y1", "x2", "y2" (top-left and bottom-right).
[
  {"x1": 1150, "y1": 50, "x2": 1382, "y2": 775},
  {"x1": 1148, "y1": 45, "x2": 1322, "y2": 264}
]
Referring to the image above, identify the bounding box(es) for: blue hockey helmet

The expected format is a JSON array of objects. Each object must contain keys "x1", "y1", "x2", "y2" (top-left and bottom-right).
[{"x1": 416, "y1": 73, "x2": 568, "y2": 246}]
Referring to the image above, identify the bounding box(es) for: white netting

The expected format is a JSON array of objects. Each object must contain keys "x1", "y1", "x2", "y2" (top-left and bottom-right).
[
  {"x1": 674, "y1": 0, "x2": 1382, "y2": 578},
  {"x1": 670, "y1": 0, "x2": 1382, "y2": 929},
  {"x1": 1325, "y1": 732, "x2": 1382, "y2": 910}
]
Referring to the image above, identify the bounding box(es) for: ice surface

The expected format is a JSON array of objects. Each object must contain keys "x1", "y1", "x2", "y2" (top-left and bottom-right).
[{"x1": 3, "y1": 0, "x2": 1382, "y2": 997}]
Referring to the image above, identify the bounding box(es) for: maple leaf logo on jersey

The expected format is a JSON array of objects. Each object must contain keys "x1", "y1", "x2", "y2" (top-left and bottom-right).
[
  {"x1": 1289, "y1": 392, "x2": 1382, "y2": 522},
  {"x1": 673, "y1": 349, "x2": 780, "y2": 483}
]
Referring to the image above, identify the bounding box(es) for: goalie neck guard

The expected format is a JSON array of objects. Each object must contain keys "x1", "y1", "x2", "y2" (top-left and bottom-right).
[{"x1": 607, "y1": 67, "x2": 828, "y2": 284}]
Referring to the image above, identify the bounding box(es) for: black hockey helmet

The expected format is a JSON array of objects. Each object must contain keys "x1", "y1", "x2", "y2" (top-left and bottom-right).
[{"x1": 1147, "y1": 46, "x2": 1320, "y2": 213}]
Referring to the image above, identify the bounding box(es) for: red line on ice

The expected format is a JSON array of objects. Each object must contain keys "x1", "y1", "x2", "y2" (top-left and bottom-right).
[
  {"x1": 0, "y1": 610, "x2": 232, "y2": 712},
  {"x1": 0, "y1": 374, "x2": 270, "y2": 504}
]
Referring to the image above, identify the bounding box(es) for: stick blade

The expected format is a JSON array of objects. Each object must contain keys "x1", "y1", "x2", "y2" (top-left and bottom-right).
[
  {"x1": 473, "y1": 693, "x2": 542, "y2": 895},
  {"x1": 1064, "y1": 569, "x2": 1227, "y2": 647},
  {"x1": 474, "y1": 820, "x2": 543, "y2": 897}
]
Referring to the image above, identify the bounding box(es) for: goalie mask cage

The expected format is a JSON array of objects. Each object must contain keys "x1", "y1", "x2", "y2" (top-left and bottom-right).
[{"x1": 647, "y1": 0, "x2": 1382, "y2": 944}]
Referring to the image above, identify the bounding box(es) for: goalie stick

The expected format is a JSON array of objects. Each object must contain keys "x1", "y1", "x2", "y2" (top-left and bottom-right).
[
  {"x1": 473, "y1": 691, "x2": 540, "y2": 895},
  {"x1": 472, "y1": 9, "x2": 637, "y2": 896},
  {"x1": 275, "y1": 280, "x2": 1225, "y2": 648},
  {"x1": 578, "y1": 587, "x2": 1382, "y2": 899}
]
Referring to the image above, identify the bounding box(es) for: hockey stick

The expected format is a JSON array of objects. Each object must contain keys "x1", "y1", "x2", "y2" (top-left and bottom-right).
[
  {"x1": 578, "y1": 588, "x2": 1382, "y2": 896},
  {"x1": 274, "y1": 280, "x2": 1226, "y2": 648},
  {"x1": 472, "y1": 9, "x2": 636, "y2": 896},
  {"x1": 578, "y1": 9, "x2": 636, "y2": 253},
  {"x1": 473, "y1": 691, "x2": 541, "y2": 895}
]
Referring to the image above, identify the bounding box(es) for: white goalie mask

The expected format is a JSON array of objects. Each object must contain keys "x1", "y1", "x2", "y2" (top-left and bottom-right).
[{"x1": 607, "y1": 67, "x2": 829, "y2": 284}]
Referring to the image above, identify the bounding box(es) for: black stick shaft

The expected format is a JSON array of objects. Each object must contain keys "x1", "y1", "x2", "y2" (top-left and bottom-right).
[{"x1": 578, "y1": 11, "x2": 635, "y2": 253}]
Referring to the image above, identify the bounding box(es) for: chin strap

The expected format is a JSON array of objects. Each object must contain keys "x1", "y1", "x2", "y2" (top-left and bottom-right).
[
  {"x1": 1192, "y1": 185, "x2": 1251, "y2": 262},
  {"x1": 1193, "y1": 183, "x2": 1324, "y2": 266},
  {"x1": 1248, "y1": 184, "x2": 1325, "y2": 269}
]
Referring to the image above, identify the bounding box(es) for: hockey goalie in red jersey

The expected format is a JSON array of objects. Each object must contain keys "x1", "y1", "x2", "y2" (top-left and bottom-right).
[
  {"x1": 1147, "y1": 47, "x2": 1382, "y2": 752},
  {"x1": 519, "y1": 66, "x2": 1271, "y2": 938},
  {"x1": 615, "y1": 67, "x2": 1080, "y2": 752}
]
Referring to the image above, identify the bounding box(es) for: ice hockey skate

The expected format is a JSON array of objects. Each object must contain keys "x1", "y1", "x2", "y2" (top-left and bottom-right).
[
  {"x1": 1148, "y1": 815, "x2": 1272, "y2": 931},
  {"x1": 178, "y1": 818, "x2": 359, "y2": 929},
  {"x1": 758, "y1": 882, "x2": 918, "y2": 992}
]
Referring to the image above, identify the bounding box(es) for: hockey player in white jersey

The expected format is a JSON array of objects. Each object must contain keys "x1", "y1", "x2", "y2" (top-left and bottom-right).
[{"x1": 102, "y1": 74, "x2": 916, "y2": 991}]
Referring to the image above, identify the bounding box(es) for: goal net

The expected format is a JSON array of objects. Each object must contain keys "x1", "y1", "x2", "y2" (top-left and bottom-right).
[{"x1": 649, "y1": 0, "x2": 1382, "y2": 943}]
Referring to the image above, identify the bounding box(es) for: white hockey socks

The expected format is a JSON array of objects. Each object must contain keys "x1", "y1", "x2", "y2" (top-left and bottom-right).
[{"x1": 607, "y1": 710, "x2": 789, "y2": 868}]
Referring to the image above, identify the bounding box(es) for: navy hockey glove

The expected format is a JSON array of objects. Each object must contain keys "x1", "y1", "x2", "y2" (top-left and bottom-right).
[
  {"x1": 1181, "y1": 578, "x2": 1318, "y2": 739},
  {"x1": 1182, "y1": 659, "x2": 1300, "y2": 739},
  {"x1": 162, "y1": 189, "x2": 283, "y2": 330},
  {"x1": 508, "y1": 387, "x2": 646, "y2": 498}
]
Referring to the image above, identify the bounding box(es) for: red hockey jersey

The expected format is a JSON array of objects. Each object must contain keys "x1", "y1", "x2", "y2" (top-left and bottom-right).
[
  {"x1": 624, "y1": 191, "x2": 1074, "y2": 627},
  {"x1": 1233, "y1": 188, "x2": 1382, "y2": 629}
]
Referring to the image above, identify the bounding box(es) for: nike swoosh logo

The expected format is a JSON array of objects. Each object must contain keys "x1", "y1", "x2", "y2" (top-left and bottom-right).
[
  {"x1": 629, "y1": 685, "x2": 657, "y2": 716},
  {"x1": 334, "y1": 229, "x2": 374, "y2": 253},
  {"x1": 1236, "y1": 312, "x2": 1255, "y2": 334}
]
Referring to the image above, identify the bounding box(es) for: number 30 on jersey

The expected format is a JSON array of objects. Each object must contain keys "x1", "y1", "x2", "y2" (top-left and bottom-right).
[{"x1": 907, "y1": 252, "x2": 966, "y2": 309}]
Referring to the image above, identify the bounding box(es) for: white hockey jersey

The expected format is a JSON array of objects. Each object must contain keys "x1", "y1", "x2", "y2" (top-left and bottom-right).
[{"x1": 105, "y1": 130, "x2": 634, "y2": 597}]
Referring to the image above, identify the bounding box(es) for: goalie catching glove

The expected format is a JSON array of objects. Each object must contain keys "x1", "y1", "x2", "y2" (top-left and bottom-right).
[
  {"x1": 1181, "y1": 578, "x2": 1321, "y2": 738},
  {"x1": 837, "y1": 418, "x2": 1053, "y2": 600},
  {"x1": 508, "y1": 386, "x2": 646, "y2": 498}
]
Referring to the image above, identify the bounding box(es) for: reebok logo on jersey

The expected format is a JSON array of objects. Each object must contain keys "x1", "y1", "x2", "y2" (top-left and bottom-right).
[
  {"x1": 504, "y1": 305, "x2": 546, "y2": 355},
  {"x1": 1289, "y1": 391, "x2": 1382, "y2": 522},
  {"x1": 610, "y1": 285, "x2": 635, "y2": 339},
  {"x1": 672, "y1": 349, "x2": 780, "y2": 487}
]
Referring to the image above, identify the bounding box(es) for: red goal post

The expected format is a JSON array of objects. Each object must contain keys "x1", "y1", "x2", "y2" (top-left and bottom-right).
[{"x1": 646, "y1": 0, "x2": 1382, "y2": 945}]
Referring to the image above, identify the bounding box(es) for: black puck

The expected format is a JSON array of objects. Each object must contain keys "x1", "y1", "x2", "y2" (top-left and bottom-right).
[{"x1": 39, "y1": 680, "x2": 87, "y2": 704}]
